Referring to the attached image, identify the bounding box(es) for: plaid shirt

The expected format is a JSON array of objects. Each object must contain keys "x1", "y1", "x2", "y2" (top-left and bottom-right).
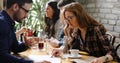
[
  {"x1": 85, "y1": 25, "x2": 111, "y2": 56},
  {"x1": 70, "y1": 25, "x2": 119, "y2": 61}
]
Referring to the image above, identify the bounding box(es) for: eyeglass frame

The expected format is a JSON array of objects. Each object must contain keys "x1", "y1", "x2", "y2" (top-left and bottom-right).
[
  {"x1": 19, "y1": 6, "x2": 30, "y2": 13},
  {"x1": 64, "y1": 15, "x2": 75, "y2": 21}
]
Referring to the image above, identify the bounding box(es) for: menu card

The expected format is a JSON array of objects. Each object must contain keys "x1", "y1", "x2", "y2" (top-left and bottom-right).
[
  {"x1": 28, "y1": 55, "x2": 61, "y2": 63},
  {"x1": 72, "y1": 59, "x2": 88, "y2": 63}
]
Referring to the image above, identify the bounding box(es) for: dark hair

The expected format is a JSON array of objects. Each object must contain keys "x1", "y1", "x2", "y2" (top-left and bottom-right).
[
  {"x1": 47, "y1": 1, "x2": 60, "y2": 19},
  {"x1": 44, "y1": 1, "x2": 60, "y2": 38},
  {"x1": 57, "y1": 0, "x2": 75, "y2": 9},
  {"x1": 6, "y1": 0, "x2": 33, "y2": 9}
]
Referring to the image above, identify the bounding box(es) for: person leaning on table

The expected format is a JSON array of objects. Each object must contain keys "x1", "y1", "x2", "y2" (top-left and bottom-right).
[
  {"x1": 52, "y1": 2, "x2": 120, "y2": 63},
  {"x1": 0, "y1": 0, "x2": 50, "y2": 63}
]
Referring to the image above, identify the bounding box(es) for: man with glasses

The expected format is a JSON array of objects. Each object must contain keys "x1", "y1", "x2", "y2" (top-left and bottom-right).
[{"x1": 0, "y1": 0, "x2": 44, "y2": 63}]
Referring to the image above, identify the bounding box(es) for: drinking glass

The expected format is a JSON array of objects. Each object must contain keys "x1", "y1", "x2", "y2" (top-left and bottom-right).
[
  {"x1": 63, "y1": 36, "x2": 71, "y2": 53},
  {"x1": 62, "y1": 36, "x2": 71, "y2": 60},
  {"x1": 27, "y1": 37, "x2": 39, "y2": 53},
  {"x1": 38, "y1": 38, "x2": 45, "y2": 51}
]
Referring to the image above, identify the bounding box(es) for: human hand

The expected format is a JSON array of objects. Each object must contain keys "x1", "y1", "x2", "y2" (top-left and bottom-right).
[
  {"x1": 20, "y1": 26, "x2": 28, "y2": 32},
  {"x1": 51, "y1": 48, "x2": 63, "y2": 57},
  {"x1": 49, "y1": 37, "x2": 59, "y2": 47},
  {"x1": 63, "y1": 36, "x2": 72, "y2": 45},
  {"x1": 91, "y1": 56, "x2": 106, "y2": 63},
  {"x1": 16, "y1": 26, "x2": 27, "y2": 36},
  {"x1": 24, "y1": 36, "x2": 39, "y2": 46}
]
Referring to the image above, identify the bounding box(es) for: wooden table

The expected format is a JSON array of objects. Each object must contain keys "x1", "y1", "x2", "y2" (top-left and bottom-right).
[{"x1": 17, "y1": 42, "x2": 117, "y2": 63}]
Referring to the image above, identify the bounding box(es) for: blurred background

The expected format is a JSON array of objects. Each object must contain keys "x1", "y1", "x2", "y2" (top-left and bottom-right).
[{"x1": 0, "y1": 0, "x2": 120, "y2": 50}]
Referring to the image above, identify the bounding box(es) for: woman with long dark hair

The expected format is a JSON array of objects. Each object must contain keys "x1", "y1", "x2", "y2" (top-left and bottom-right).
[{"x1": 44, "y1": 0, "x2": 61, "y2": 39}]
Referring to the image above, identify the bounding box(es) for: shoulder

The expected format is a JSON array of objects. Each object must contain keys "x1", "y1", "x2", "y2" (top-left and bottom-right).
[
  {"x1": 55, "y1": 19, "x2": 63, "y2": 27},
  {"x1": 0, "y1": 11, "x2": 7, "y2": 24},
  {"x1": 55, "y1": 19, "x2": 61, "y2": 24},
  {"x1": 0, "y1": 16, "x2": 8, "y2": 27},
  {"x1": 88, "y1": 24, "x2": 106, "y2": 30},
  {"x1": 87, "y1": 25, "x2": 107, "y2": 33},
  {"x1": 0, "y1": 16, "x2": 9, "y2": 33},
  {"x1": 94, "y1": 25, "x2": 107, "y2": 32}
]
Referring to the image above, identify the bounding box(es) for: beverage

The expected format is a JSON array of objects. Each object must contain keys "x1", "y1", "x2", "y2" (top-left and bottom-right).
[{"x1": 38, "y1": 42, "x2": 44, "y2": 49}]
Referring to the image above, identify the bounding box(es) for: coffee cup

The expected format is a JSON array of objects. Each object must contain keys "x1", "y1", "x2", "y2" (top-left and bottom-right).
[{"x1": 69, "y1": 49, "x2": 79, "y2": 57}]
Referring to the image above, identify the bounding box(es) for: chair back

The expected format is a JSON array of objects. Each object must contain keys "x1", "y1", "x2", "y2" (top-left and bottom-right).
[
  {"x1": 106, "y1": 32, "x2": 120, "y2": 61},
  {"x1": 115, "y1": 44, "x2": 120, "y2": 60},
  {"x1": 106, "y1": 32, "x2": 116, "y2": 46}
]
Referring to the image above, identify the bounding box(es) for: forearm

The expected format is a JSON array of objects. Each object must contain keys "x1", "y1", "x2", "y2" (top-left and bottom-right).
[
  {"x1": 60, "y1": 45, "x2": 65, "y2": 49},
  {"x1": 0, "y1": 52, "x2": 33, "y2": 63},
  {"x1": 60, "y1": 45, "x2": 68, "y2": 53},
  {"x1": 91, "y1": 54, "x2": 114, "y2": 63},
  {"x1": 104, "y1": 54, "x2": 113, "y2": 62},
  {"x1": 12, "y1": 42, "x2": 29, "y2": 53}
]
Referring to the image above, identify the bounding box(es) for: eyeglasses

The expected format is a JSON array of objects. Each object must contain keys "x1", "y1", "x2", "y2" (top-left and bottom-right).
[
  {"x1": 20, "y1": 6, "x2": 30, "y2": 13},
  {"x1": 65, "y1": 15, "x2": 75, "y2": 21}
]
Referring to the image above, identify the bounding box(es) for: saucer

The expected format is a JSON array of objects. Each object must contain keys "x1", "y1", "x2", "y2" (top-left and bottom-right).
[
  {"x1": 79, "y1": 51, "x2": 89, "y2": 55},
  {"x1": 68, "y1": 55, "x2": 82, "y2": 59}
]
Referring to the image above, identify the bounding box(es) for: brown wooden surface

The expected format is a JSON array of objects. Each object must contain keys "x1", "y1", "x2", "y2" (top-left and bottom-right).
[{"x1": 18, "y1": 42, "x2": 117, "y2": 63}]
